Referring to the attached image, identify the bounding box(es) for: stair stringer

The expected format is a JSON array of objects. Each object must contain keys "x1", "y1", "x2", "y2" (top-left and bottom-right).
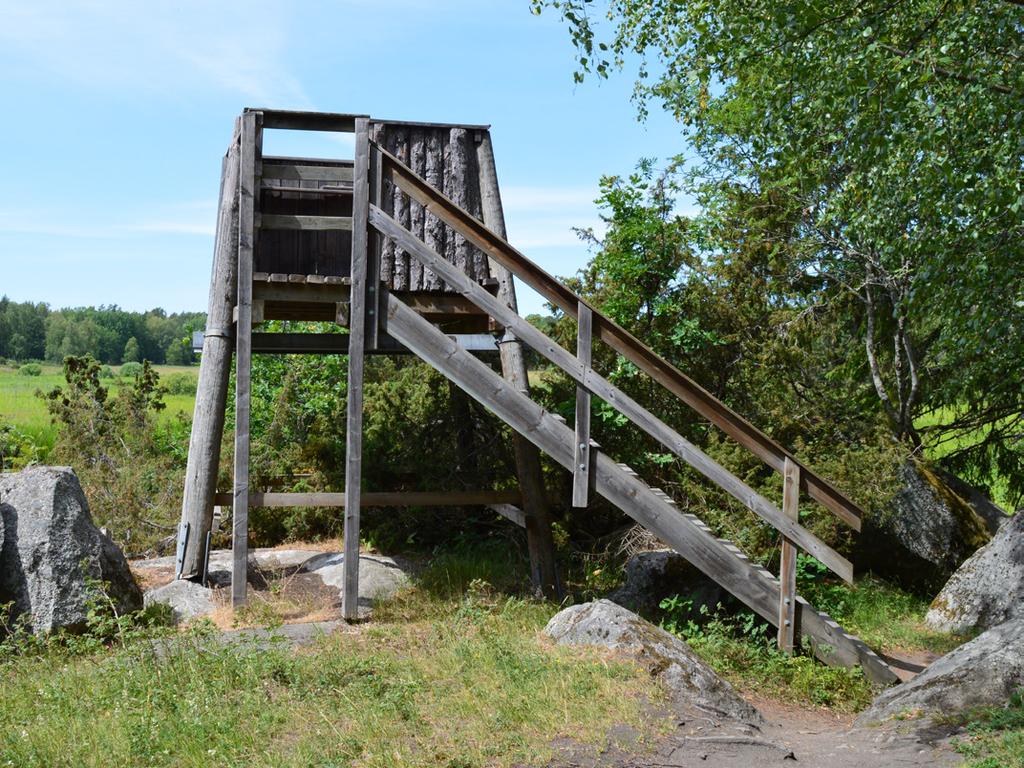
[{"x1": 384, "y1": 293, "x2": 898, "y2": 686}]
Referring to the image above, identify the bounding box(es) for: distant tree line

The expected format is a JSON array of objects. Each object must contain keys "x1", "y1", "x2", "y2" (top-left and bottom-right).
[{"x1": 0, "y1": 297, "x2": 205, "y2": 366}]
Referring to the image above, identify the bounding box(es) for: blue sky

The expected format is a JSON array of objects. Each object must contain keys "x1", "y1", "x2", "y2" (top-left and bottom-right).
[{"x1": 0, "y1": 0, "x2": 688, "y2": 317}]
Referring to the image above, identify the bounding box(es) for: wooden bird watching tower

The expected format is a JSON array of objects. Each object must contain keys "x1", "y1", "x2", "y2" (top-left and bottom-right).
[
  {"x1": 177, "y1": 109, "x2": 560, "y2": 616},
  {"x1": 179, "y1": 108, "x2": 898, "y2": 684}
]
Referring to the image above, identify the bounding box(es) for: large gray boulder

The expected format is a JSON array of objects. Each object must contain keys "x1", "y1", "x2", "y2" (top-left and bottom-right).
[
  {"x1": 855, "y1": 461, "x2": 991, "y2": 592},
  {"x1": 0, "y1": 466, "x2": 142, "y2": 633},
  {"x1": 609, "y1": 549, "x2": 724, "y2": 618},
  {"x1": 545, "y1": 599, "x2": 761, "y2": 724},
  {"x1": 858, "y1": 614, "x2": 1024, "y2": 725},
  {"x1": 925, "y1": 511, "x2": 1024, "y2": 634}
]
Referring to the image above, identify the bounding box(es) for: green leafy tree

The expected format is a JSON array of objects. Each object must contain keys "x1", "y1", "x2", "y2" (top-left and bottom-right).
[
  {"x1": 0, "y1": 301, "x2": 48, "y2": 361},
  {"x1": 536, "y1": 0, "x2": 1024, "y2": 501},
  {"x1": 164, "y1": 336, "x2": 193, "y2": 366},
  {"x1": 122, "y1": 336, "x2": 141, "y2": 364}
]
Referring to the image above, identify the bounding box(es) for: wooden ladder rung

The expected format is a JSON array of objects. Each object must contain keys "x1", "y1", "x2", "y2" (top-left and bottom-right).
[{"x1": 261, "y1": 214, "x2": 353, "y2": 231}]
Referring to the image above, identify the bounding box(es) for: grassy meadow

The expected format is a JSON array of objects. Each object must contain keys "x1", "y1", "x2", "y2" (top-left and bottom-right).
[
  {"x1": 0, "y1": 550, "x2": 668, "y2": 768},
  {"x1": 0, "y1": 363, "x2": 197, "y2": 455}
]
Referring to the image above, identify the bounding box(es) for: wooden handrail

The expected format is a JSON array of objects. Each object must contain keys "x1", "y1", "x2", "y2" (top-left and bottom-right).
[
  {"x1": 375, "y1": 143, "x2": 863, "y2": 531},
  {"x1": 370, "y1": 205, "x2": 854, "y2": 582}
]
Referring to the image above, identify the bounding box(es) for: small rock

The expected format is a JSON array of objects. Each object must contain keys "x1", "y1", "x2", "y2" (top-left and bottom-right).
[
  {"x1": 925, "y1": 511, "x2": 1024, "y2": 634},
  {"x1": 544, "y1": 599, "x2": 762, "y2": 724},
  {"x1": 857, "y1": 614, "x2": 1024, "y2": 725},
  {"x1": 0, "y1": 466, "x2": 142, "y2": 633},
  {"x1": 144, "y1": 580, "x2": 216, "y2": 624}
]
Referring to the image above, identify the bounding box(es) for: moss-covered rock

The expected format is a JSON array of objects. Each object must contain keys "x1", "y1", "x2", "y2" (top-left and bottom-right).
[
  {"x1": 853, "y1": 460, "x2": 991, "y2": 594},
  {"x1": 925, "y1": 510, "x2": 1024, "y2": 634}
]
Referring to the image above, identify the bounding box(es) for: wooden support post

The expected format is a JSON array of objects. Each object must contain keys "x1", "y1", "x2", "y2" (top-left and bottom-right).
[
  {"x1": 343, "y1": 117, "x2": 370, "y2": 621},
  {"x1": 572, "y1": 302, "x2": 592, "y2": 508},
  {"x1": 177, "y1": 119, "x2": 241, "y2": 580},
  {"x1": 232, "y1": 111, "x2": 260, "y2": 607},
  {"x1": 778, "y1": 457, "x2": 800, "y2": 653},
  {"x1": 476, "y1": 133, "x2": 561, "y2": 599}
]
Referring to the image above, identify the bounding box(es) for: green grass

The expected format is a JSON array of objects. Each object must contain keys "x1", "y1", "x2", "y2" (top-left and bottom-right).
[
  {"x1": 0, "y1": 364, "x2": 197, "y2": 455},
  {"x1": 916, "y1": 406, "x2": 1017, "y2": 509},
  {"x1": 798, "y1": 573, "x2": 966, "y2": 655},
  {"x1": 0, "y1": 554, "x2": 667, "y2": 768},
  {"x1": 657, "y1": 570, "x2": 967, "y2": 712},
  {"x1": 949, "y1": 691, "x2": 1024, "y2": 767}
]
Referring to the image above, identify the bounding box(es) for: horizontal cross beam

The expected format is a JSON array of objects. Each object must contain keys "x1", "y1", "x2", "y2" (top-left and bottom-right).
[{"x1": 212, "y1": 490, "x2": 523, "y2": 508}]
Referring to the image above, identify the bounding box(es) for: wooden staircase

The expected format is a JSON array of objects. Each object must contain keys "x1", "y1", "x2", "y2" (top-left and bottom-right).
[
  {"x1": 367, "y1": 143, "x2": 898, "y2": 685},
  {"x1": 187, "y1": 109, "x2": 896, "y2": 685}
]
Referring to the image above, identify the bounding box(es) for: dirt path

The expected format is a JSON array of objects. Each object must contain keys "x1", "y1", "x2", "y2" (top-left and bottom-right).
[{"x1": 545, "y1": 695, "x2": 962, "y2": 767}]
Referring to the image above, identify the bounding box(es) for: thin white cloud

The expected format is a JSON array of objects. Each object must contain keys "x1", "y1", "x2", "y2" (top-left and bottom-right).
[
  {"x1": 501, "y1": 185, "x2": 599, "y2": 212},
  {"x1": 506, "y1": 217, "x2": 603, "y2": 250},
  {"x1": 0, "y1": 200, "x2": 217, "y2": 239},
  {"x1": 0, "y1": 0, "x2": 309, "y2": 105}
]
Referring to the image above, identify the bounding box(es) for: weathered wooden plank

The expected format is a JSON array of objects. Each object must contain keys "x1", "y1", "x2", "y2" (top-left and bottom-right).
[
  {"x1": 423, "y1": 130, "x2": 445, "y2": 290},
  {"x1": 177, "y1": 118, "x2": 242, "y2": 580},
  {"x1": 379, "y1": 149, "x2": 863, "y2": 531},
  {"x1": 252, "y1": 332, "x2": 347, "y2": 354},
  {"x1": 258, "y1": 109, "x2": 364, "y2": 132},
  {"x1": 371, "y1": 207, "x2": 853, "y2": 583},
  {"x1": 233, "y1": 300, "x2": 264, "y2": 324},
  {"x1": 392, "y1": 130, "x2": 410, "y2": 291},
  {"x1": 261, "y1": 164, "x2": 354, "y2": 182},
  {"x1": 778, "y1": 457, "x2": 800, "y2": 653},
  {"x1": 342, "y1": 117, "x2": 370, "y2": 621},
  {"x1": 261, "y1": 214, "x2": 353, "y2": 231},
  {"x1": 408, "y1": 129, "x2": 426, "y2": 290},
  {"x1": 261, "y1": 183, "x2": 354, "y2": 198},
  {"x1": 252, "y1": 281, "x2": 488, "y2": 317},
  {"x1": 383, "y1": 294, "x2": 895, "y2": 683},
  {"x1": 249, "y1": 331, "x2": 495, "y2": 355},
  {"x1": 488, "y1": 503, "x2": 527, "y2": 528},
  {"x1": 378, "y1": 129, "x2": 396, "y2": 286},
  {"x1": 448, "y1": 128, "x2": 475, "y2": 280},
  {"x1": 573, "y1": 301, "x2": 593, "y2": 508},
  {"x1": 474, "y1": 133, "x2": 561, "y2": 599},
  {"x1": 232, "y1": 111, "x2": 259, "y2": 607},
  {"x1": 367, "y1": 142, "x2": 383, "y2": 349},
  {"x1": 212, "y1": 490, "x2": 523, "y2": 507}
]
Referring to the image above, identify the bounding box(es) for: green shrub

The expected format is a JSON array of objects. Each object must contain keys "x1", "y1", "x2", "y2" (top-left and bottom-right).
[
  {"x1": 659, "y1": 596, "x2": 873, "y2": 710},
  {"x1": 118, "y1": 361, "x2": 143, "y2": 379},
  {"x1": 17, "y1": 363, "x2": 42, "y2": 377},
  {"x1": 0, "y1": 422, "x2": 40, "y2": 471},
  {"x1": 99, "y1": 365, "x2": 114, "y2": 379},
  {"x1": 38, "y1": 357, "x2": 182, "y2": 554},
  {"x1": 163, "y1": 372, "x2": 197, "y2": 396}
]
